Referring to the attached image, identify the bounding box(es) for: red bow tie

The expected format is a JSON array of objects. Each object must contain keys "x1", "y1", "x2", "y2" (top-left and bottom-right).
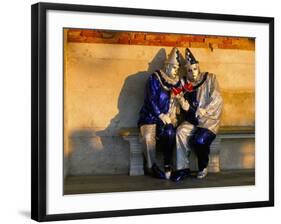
[
  {"x1": 171, "y1": 87, "x2": 182, "y2": 95},
  {"x1": 172, "y1": 83, "x2": 193, "y2": 95},
  {"x1": 183, "y1": 82, "x2": 194, "y2": 92}
]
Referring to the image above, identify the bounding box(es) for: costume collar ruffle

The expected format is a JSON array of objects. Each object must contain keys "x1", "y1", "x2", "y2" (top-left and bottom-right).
[
  {"x1": 159, "y1": 69, "x2": 180, "y2": 85},
  {"x1": 182, "y1": 72, "x2": 208, "y2": 92},
  {"x1": 153, "y1": 70, "x2": 181, "y2": 92}
]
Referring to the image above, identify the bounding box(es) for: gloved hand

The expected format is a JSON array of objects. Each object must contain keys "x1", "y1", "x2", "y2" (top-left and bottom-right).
[
  {"x1": 159, "y1": 113, "x2": 172, "y2": 125},
  {"x1": 175, "y1": 92, "x2": 190, "y2": 111}
]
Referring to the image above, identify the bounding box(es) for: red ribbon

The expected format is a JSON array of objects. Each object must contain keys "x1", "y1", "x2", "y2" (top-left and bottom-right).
[
  {"x1": 172, "y1": 87, "x2": 183, "y2": 95},
  {"x1": 183, "y1": 82, "x2": 193, "y2": 92},
  {"x1": 172, "y1": 82, "x2": 193, "y2": 95}
]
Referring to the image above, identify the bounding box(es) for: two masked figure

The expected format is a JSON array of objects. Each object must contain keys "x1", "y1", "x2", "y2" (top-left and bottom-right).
[{"x1": 138, "y1": 47, "x2": 223, "y2": 181}]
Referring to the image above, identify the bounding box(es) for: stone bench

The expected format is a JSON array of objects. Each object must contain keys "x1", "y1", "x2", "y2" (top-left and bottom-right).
[{"x1": 119, "y1": 126, "x2": 255, "y2": 176}]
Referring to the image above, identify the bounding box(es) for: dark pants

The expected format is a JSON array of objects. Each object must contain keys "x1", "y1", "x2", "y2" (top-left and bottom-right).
[
  {"x1": 189, "y1": 127, "x2": 216, "y2": 171},
  {"x1": 157, "y1": 124, "x2": 176, "y2": 166}
]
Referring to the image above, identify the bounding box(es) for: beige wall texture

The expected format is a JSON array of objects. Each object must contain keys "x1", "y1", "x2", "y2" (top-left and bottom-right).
[{"x1": 64, "y1": 40, "x2": 255, "y2": 175}]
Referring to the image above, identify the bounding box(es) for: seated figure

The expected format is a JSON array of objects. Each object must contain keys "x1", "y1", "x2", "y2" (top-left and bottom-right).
[
  {"x1": 138, "y1": 47, "x2": 182, "y2": 180},
  {"x1": 171, "y1": 48, "x2": 223, "y2": 181}
]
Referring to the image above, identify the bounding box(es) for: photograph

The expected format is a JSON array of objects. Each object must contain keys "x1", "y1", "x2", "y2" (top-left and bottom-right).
[
  {"x1": 1, "y1": 0, "x2": 280, "y2": 223},
  {"x1": 63, "y1": 28, "x2": 256, "y2": 194},
  {"x1": 31, "y1": 2, "x2": 274, "y2": 221}
]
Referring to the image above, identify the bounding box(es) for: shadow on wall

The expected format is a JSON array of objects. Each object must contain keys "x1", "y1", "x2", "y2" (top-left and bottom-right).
[
  {"x1": 104, "y1": 48, "x2": 167, "y2": 131},
  {"x1": 68, "y1": 48, "x2": 167, "y2": 175}
]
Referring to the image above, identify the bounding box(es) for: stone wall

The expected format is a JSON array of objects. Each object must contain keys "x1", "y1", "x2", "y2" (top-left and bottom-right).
[{"x1": 64, "y1": 29, "x2": 255, "y2": 176}]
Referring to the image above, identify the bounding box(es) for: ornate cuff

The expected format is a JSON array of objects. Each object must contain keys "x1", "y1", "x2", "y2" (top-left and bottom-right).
[{"x1": 196, "y1": 108, "x2": 207, "y2": 118}]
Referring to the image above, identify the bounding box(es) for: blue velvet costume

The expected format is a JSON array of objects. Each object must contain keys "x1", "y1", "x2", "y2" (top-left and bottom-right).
[
  {"x1": 138, "y1": 71, "x2": 181, "y2": 166},
  {"x1": 181, "y1": 74, "x2": 216, "y2": 171}
]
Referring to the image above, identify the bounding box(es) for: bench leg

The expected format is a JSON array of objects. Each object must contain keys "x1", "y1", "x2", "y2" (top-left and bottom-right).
[
  {"x1": 122, "y1": 135, "x2": 220, "y2": 175},
  {"x1": 123, "y1": 136, "x2": 144, "y2": 176},
  {"x1": 208, "y1": 138, "x2": 221, "y2": 173}
]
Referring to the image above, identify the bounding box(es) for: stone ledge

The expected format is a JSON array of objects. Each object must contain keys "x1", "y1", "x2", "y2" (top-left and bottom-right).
[
  {"x1": 119, "y1": 126, "x2": 255, "y2": 176},
  {"x1": 119, "y1": 126, "x2": 255, "y2": 137}
]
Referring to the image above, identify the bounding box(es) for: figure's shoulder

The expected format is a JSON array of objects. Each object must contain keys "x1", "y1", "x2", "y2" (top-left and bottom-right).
[
  {"x1": 147, "y1": 71, "x2": 161, "y2": 86},
  {"x1": 205, "y1": 72, "x2": 216, "y2": 78},
  {"x1": 148, "y1": 71, "x2": 160, "y2": 81},
  {"x1": 152, "y1": 70, "x2": 161, "y2": 77},
  {"x1": 204, "y1": 72, "x2": 217, "y2": 82}
]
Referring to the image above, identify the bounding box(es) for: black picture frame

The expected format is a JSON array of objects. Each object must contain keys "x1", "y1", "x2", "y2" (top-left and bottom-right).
[{"x1": 31, "y1": 2, "x2": 274, "y2": 222}]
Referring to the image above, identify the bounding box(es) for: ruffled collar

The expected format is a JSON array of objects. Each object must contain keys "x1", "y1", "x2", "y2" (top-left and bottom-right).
[
  {"x1": 159, "y1": 69, "x2": 180, "y2": 85},
  {"x1": 182, "y1": 72, "x2": 208, "y2": 92},
  {"x1": 154, "y1": 70, "x2": 181, "y2": 92}
]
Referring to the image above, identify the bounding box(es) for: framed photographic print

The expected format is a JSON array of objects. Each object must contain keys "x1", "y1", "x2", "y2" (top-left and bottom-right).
[{"x1": 31, "y1": 2, "x2": 274, "y2": 222}]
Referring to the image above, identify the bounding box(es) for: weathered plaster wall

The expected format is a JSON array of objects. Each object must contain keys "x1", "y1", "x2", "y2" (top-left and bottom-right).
[{"x1": 64, "y1": 41, "x2": 255, "y2": 175}]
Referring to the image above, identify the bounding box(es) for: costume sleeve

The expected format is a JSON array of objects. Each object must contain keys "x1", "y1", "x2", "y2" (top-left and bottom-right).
[
  {"x1": 196, "y1": 74, "x2": 223, "y2": 120},
  {"x1": 146, "y1": 75, "x2": 162, "y2": 117}
]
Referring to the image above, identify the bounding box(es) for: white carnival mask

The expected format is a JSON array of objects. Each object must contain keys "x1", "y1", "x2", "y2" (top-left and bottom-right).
[
  {"x1": 185, "y1": 63, "x2": 200, "y2": 82},
  {"x1": 164, "y1": 63, "x2": 179, "y2": 79}
]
